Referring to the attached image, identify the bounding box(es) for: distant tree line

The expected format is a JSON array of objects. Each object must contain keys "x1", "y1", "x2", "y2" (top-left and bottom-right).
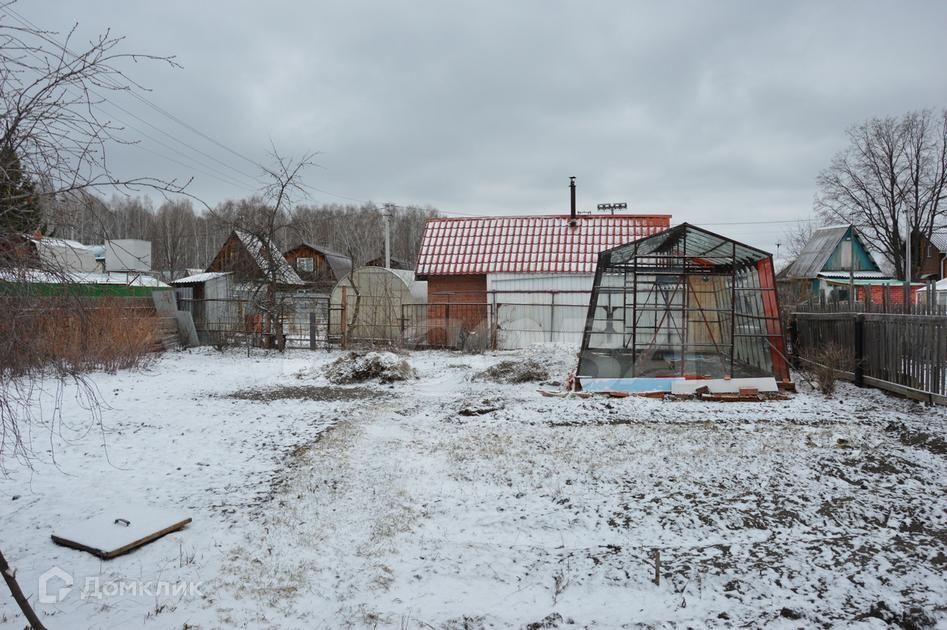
[{"x1": 39, "y1": 193, "x2": 437, "y2": 279}]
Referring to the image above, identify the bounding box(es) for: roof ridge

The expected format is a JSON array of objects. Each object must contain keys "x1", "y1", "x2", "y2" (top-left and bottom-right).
[{"x1": 425, "y1": 213, "x2": 672, "y2": 222}]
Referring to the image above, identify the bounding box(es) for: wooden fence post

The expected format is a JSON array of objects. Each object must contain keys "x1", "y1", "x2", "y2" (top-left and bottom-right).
[
  {"x1": 853, "y1": 313, "x2": 864, "y2": 387},
  {"x1": 309, "y1": 311, "x2": 317, "y2": 350},
  {"x1": 788, "y1": 316, "x2": 800, "y2": 369}
]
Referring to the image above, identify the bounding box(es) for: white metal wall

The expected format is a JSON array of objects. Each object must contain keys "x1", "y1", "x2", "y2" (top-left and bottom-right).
[
  {"x1": 105, "y1": 239, "x2": 152, "y2": 272},
  {"x1": 486, "y1": 273, "x2": 593, "y2": 348}
]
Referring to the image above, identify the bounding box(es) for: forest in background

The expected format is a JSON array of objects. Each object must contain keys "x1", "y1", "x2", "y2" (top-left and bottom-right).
[{"x1": 40, "y1": 194, "x2": 438, "y2": 279}]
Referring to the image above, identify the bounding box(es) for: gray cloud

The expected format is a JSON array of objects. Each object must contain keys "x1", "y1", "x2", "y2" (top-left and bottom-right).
[{"x1": 23, "y1": 0, "x2": 947, "y2": 257}]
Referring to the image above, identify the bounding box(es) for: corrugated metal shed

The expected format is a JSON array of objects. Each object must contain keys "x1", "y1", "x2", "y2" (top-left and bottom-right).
[{"x1": 415, "y1": 214, "x2": 671, "y2": 277}]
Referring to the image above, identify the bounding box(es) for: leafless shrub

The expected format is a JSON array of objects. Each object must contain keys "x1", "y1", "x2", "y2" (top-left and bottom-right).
[{"x1": 804, "y1": 343, "x2": 853, "y2": 395}]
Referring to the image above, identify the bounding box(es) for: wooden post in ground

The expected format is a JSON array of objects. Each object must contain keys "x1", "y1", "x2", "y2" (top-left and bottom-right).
[
  {"x1": 788, "y1": 316, "x2": 800, "y2": 370},
  {"x1": 653, "y1": 549, "x2": 661, "y2": 586},
  {"x1": 340, "y1": 287, "x2": 348, "y2": 350},
  {"x1": 853, "y1": 314, "x2": 865, "y2": 387}
]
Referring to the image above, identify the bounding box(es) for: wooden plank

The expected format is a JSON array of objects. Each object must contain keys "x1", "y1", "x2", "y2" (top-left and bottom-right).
[{"x1": 51, "y1": 508, "x2": 191, "y2": 560}]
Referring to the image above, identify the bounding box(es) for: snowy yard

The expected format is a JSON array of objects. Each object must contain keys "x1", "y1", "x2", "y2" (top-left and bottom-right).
[{"x1": 1, "y1": 346, "x2": 946, "y2": 628}]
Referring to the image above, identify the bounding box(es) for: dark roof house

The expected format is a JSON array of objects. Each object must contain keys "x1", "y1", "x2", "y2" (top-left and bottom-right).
[
  {"x1": 366, "y1": 255, "x2": 413, "y2": 270},
  {"x1": 206, "y1": 230, "x2": 304, "y2": 288},
  {"x1": 282, "y1": 242, "x2": 352, "y2": 292}
]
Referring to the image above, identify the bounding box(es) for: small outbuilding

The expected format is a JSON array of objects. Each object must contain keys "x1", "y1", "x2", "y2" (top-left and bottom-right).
[
  {"x1": 329, "y1": 267, "x2": 427, "y2": 344},
  {"x1": 170, "y1": 271, "x2": 236, "y2": 337},
  {"x1": 577, "y1": 223, "x2": 790, "y2": 390}
]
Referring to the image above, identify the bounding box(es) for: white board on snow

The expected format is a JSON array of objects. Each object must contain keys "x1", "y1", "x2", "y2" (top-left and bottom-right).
[
  {"x1": 51, "y1": 506, "x2": 191, "y2": 559},
  {"x1": 670, "y1": 377, "x2": 778, "y2": 395}
]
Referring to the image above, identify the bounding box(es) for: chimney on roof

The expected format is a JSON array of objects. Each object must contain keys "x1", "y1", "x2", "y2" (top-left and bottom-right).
[{"x1": 569, "y1": 176, "x2": 577, "y2": 226}]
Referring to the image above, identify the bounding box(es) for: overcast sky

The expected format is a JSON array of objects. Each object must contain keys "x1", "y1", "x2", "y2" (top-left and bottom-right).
[{"x1": 21, "y1": 1, "x2": 947, "y2": 257}]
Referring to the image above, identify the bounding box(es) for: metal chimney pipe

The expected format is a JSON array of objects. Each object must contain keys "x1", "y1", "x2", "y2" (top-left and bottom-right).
[{"x1": 569, "y1": 176, "x2": 576, "y2": 222}]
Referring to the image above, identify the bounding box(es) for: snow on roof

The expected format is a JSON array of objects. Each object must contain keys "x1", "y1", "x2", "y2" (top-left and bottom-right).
[
  {"x1": 816, "y1": 270, "x2": 889, "y2": 280},
  {"x1": 233, "y1": 230, "x2": 305, "y2": 286},
  {"x1": 29, "y1": 236, "x2": 94, "y2": 251},
  {"x1": 171, "y1": 271, "x2": 232, "y2": 285},
  {"x1": 415, "y1": 214, "x2": 671, "y2": 277},
  {"x1": 0, "y1": 269, "x2": 168, "y2": 287},
  {"x1": 928, "y1": 232, "x2": 947, "y2": 253},
  {"x1": 916, "y1": 278, "x2": 947, "y2": 292}
]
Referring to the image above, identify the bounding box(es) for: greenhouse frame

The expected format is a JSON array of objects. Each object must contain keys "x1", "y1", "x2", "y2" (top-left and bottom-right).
[{"x1": 577, "y1": 223, "x2": 790, "y2": 386}]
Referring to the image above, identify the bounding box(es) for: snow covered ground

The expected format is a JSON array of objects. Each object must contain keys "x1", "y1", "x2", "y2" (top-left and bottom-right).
[{"x1": 1, "y1": 346, "x2": 946, "y2": 628}]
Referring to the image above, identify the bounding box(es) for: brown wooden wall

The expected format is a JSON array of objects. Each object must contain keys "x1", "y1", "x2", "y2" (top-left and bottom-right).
[
  {"x1": 427, "y1": 274, "x2": 487, "y2": 303},
  {"x1": 283, "y1": 244, "x2": 339, "y2": 290},
  {"x1": 918, "y1": 238, "x2": 946, "y2": 280},
  {"x1": 425, "y1": 274, "x2": 487, "y2": 346},
  {"x1": 206, "y1": 234, "x2": 260, "y2": 282}
]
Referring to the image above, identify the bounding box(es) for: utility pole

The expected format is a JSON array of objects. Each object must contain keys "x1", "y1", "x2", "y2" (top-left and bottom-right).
[
  {"x1": 904, "y1": 210, "x2": 912, "y2": 308},
  {"x1": 848, "y1": 222, "x2": 855, "y2": 309},
  {"x1": 382, "y1": 203, "x2": 393, "y2": 269}
]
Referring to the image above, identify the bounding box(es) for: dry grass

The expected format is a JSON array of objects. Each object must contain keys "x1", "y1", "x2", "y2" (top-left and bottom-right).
[{"x1": 0, "y1": 296, "x2": 158, "y2": 376}]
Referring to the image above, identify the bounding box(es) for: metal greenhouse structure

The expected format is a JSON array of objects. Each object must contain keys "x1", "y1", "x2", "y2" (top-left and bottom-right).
[{"x1": 577, "y1": 223, "x2": 790, "y2": 387}]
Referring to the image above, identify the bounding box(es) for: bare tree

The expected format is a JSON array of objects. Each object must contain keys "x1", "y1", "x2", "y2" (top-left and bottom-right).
[
  {"x1": 152, "y1": 198, "x2": 195, "y2": 279},
  {"x1": 0, "y1": 6, "x2": 190, "y2": 624},
  {"x1": 816, "y1": 109, "x2": 947, "y2": 280},
  {"x1": 210, "y1": 150, "x2": 316, "y2": 351},
  {"x1": 781, "y1": 219, "x2": 820, "y2": 261}
]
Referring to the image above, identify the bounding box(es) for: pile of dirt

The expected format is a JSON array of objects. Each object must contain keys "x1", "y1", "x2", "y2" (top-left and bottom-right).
[
  {"x1": 475, "y1": 359, "x2": 549, "y2": 384},
  {"x1": 325, "y1": 351, "x2": 416, "y2": 384}
]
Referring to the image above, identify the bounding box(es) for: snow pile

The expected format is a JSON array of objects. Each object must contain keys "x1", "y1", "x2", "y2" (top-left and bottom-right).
[
  {"x1": 325, "y1": 351, "x2": 416, "y2": 384},
  {"x1": 475, "y1": 358, "x2": 549, "y2": 383}
]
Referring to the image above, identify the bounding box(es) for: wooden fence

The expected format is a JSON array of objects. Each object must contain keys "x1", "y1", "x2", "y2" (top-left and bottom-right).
[{"x1": 790, "y1": 312, "x2": 947, "y2": 404}]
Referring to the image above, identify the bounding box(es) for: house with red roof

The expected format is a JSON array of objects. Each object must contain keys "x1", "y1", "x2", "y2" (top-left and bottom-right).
[{"x1": 414, "y1": 213, "x2": 671, "y2": 347}]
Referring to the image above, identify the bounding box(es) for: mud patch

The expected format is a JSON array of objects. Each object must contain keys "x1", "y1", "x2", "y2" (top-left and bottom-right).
[
  {"x1": 887, "y1": 421, "x2": 947, "y2": 457},
  {"x1": 228, "y1": 385, "x2": 380, "y2": 402}
]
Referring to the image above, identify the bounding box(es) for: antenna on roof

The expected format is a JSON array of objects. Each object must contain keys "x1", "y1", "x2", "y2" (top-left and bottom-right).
[{"x1": 597, "y1": 202, "x2": 627, "y2": 215}]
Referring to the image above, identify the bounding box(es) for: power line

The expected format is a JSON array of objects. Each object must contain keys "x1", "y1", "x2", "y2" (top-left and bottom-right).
[
  {"x1": 4, "y1": 5, "x2": 268, "y2": 173},
  {"x1": 5, "y1": 5, "x2": 393, "y2": 207}
]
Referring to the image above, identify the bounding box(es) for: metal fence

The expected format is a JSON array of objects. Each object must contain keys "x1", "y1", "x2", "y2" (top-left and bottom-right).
[
  {"x1": 790, "y1": 311, "x2": 947, "y2": 404},
  {"x1": 401, "y1": 302, "x2": 588, "y2": 350},
  {"x1": 175, "y1": 295, "x2": 594, "y2": 351},
  {"x1": 177, "y1": 295, "x2": 329, "y2": 349}
]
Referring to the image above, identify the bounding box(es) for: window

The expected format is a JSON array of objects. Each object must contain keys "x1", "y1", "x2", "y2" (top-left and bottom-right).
[{"x1": 297, "y1": 257, "x2": 314, "y2": 272}]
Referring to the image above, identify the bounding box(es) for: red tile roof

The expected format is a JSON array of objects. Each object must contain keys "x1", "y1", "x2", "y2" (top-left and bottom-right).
[{"x1": 415, "y1": 214, "x2": 671, "y2": 277}]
